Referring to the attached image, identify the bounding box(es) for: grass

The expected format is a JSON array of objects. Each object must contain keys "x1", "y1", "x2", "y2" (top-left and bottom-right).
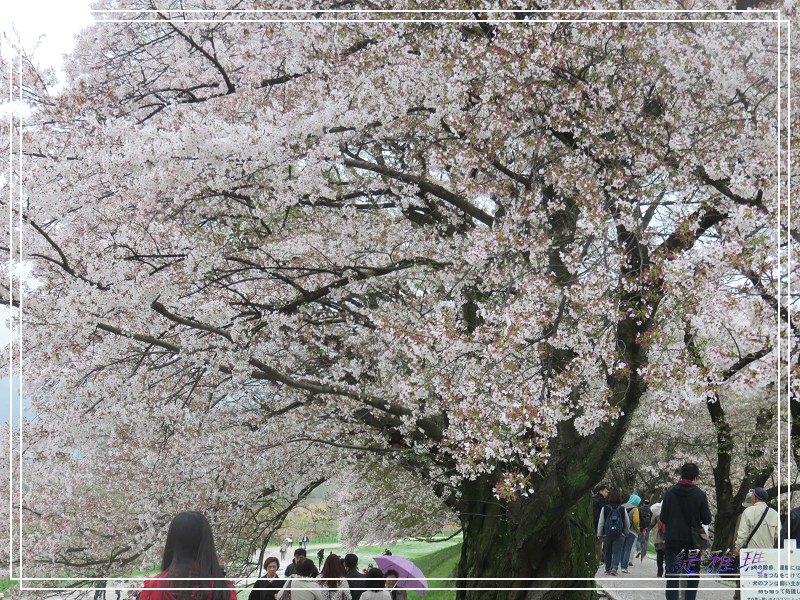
[{"x1": 407, "y1": 542, "x2": 461, "y2": 600}]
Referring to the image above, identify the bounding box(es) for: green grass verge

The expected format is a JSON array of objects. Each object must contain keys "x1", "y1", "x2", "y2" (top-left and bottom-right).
[{"x1": 408, "y1": 542, "x2": 461, "y2": 600}]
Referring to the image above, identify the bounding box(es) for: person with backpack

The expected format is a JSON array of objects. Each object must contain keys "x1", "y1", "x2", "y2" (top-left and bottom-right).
[
  {"x1": 596, "y1": 489, "x2": 631, "y2": 576},
  {"x1": 619, "y1": 494, "x2": 641, "y2": 573},
  {"x1": 636, "y1": 499, "x2": 653, "y2": 560},
  {"x1": 659, "y1": 463, "x2": 713, "y2": 600}
]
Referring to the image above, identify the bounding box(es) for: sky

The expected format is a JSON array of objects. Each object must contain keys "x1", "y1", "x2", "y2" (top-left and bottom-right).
[
  {"x1": 1, "y1": 1, "x2": 94, "y2": 422},
  {"x1": 1, "y1": 1, "x2": 94, "y2": 74}
]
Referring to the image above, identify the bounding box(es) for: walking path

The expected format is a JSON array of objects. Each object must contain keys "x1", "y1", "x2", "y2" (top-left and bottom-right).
[{"x1": 595, "y1": 555, "x2": 735, "y2": 600}]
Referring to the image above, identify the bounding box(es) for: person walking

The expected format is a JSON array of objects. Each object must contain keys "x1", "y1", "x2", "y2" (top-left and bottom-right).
[
  {"x1": 649, "y1": 498, "x2": 667, "y2": 577},
  {"x1": 620, "y1": 493, "x2": 641, "y2": 573},
  {"x1": 301, "y1": 534, "x2": 310, "y2": 549},
  {"x1": 249, "y1": 557, "x2": 283, "y2": 600},
  {"x1": 318, "y1": 554, "x2": 351, "y2": 600},
  {"x1": 592, "y1": 485, "x2": 610, "y2": 559},
  {"x1": 597, "y1": 489, "x2": 630, "y2": 576},
  {"x1": 733, "y1": 488, "x2": 780, "y2": 600},
  {"x1": 277, "y1": 558, "x2": 322, "y2": 600},
  {"x1": 736, "y1": 487, "x2": 779, "y2": 550},
  {"x1": 286, "y1": 548, "x2": 320, "y2": 578},
  {"x1": 593, "y1": 485, "x2": 610, "y2": 528},
  {"x1": 317, "y1": 548, "x2": 326, "y2": 571},
  {"x1": 659, "y1": 463, "x2": 712, "y2": 600},
  {"x1": 280, "y1": 543, "x2": 288, "y2": 562},
  {"x1": 139, "y1": 511, "x2": 236, "y2": 600},
  {"x1": 343, "y1": 554, "x2": 365, "y2": 600},
  {"x1": 636, "y1": 499, "x2": 653, "y2": 560}
]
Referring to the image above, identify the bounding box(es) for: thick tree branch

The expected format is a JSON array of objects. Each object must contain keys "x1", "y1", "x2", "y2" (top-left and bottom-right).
[
  {"x1": 342, "y1": 156, "x2": 494, "y2": 227},
  {"x1": 151, "y1": 300, "x2": 233, "y2": 342}
]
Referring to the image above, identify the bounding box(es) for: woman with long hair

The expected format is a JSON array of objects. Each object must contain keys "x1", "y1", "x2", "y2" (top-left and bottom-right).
[
  {"x1": 318, "y1": 554, "x2": 351, "y2": 600},
  {"x1": 139, "y1": 511, "x2": 236, "y2": 600},
  {"x1": 249, "y1": 557, "x2": 282, "y2": 600}
]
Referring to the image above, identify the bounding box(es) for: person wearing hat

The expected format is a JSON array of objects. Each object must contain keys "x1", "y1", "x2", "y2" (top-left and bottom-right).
[
  {"x1": 733, "y1": 488, "x2": 780, "y2": 600},
  {"x1": 735, "y1": 487, "x2": 780, "y2": 550}
]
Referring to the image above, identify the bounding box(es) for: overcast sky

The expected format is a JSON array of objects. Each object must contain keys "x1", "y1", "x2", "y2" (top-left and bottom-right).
[
  {"x1": 1, "y1": 1, "x2": 93, "y2": 347},
  {"x1": 0, "y1": 2, "x2": 93, "y2": 418},
  {"x1": 1, "y1": 0, "x2": 94, "y2": 73}
]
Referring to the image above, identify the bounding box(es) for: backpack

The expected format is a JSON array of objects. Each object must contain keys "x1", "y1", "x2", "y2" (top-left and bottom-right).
[
  {"x1": 628, "y1": 507, "x2": 640, "y2": 531},
  {"x1": 604, "y1": 504, "x2": 625, "y2": 538},
  {"x1": 638, "y1": 506, "x2": 653, "y2": 530}
]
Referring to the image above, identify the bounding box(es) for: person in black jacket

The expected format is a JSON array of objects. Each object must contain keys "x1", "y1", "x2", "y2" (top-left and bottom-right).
[
  {"x1": 592, "y1": 485, "x2": 610, "y2": 559},
  {"x1": 249, "y1": 556, "x2": 283, "y2": 600},
  {"x1": 284, "y1": 548, "x2": 319, "y2": 578},
  {"x1": 659, "y1": 463, "x2": 712, "y2": 600},
  {"x1": 593, "y1": 485, "x2": 610, "y2": 526},
  {"x1": 780, "y1": 506, "x2": 800, "y2": 548},
  {"x1": 343, "y1": 553, "x2": 365, "y2": 600}
]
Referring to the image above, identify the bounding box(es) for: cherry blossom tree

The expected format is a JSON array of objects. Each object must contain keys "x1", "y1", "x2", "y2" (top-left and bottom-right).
[
  {"x1": 1, "y1": 2, "x2": 796, "y2": 599},
  {"x1": 608, "y1": 288, "x2": 786, "y2": 552}
]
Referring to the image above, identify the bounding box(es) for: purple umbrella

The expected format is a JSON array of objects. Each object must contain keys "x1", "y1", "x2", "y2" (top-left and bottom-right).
[{"x1": 374, "y1": 555, "x2": 429, "y2": 596}]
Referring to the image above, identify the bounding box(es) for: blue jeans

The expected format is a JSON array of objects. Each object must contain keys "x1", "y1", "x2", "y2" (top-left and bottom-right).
[
  {"x1": 665, "y1": 547, "x2": 700, "y2": 600},
  {"x1": 620, "y1": 531, "x2": 637, "y2": 568},
  {"x1": 604, "y1": 535, "x2": 624, "y2": 571}
]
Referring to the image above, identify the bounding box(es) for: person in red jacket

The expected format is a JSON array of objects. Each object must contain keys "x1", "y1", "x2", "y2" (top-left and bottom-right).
[{"x1": 139, "y1": 511, "x2": 236, "y2": 600}]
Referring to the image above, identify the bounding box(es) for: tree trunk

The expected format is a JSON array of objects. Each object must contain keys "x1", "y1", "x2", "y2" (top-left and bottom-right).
[
  {"x1": 712, "y1": 495, "x2": 741, "y2": 552},
  {"x1": 455, "y1": 477, "x2": 599, "y2": 600},
  {"x1": 451, "y1": 359, "x2": 646, "y2": 600}
]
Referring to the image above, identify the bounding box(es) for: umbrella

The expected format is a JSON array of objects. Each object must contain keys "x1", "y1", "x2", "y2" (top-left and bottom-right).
[{"x1": 373, "y1": 555, "x2": 428, "y2": 596}]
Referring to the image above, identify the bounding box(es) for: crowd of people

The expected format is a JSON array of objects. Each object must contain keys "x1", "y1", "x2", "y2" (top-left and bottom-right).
[
  {"x1": 592, "y1": 462, "x2": 800, "y2": 600},
  {"x1": 135, "y1": 512, "x2": 409, "y2": 600},
  {"x1": 250, "y1": 549, "x2": 407, "y2": 600}
]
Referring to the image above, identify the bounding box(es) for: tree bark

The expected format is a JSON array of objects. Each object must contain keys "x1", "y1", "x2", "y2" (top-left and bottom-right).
[{"x1": 456, "y1": 477, "x2": 598, "y2": 600}]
